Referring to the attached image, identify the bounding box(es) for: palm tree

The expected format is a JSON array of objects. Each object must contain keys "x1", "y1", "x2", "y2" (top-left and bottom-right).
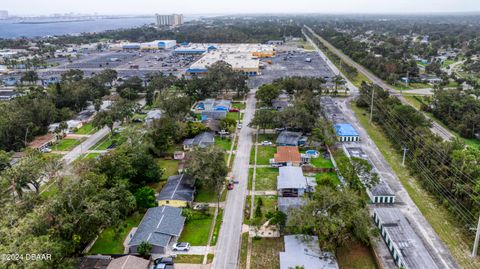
[{"x1": 333, "y1": 75, "x2": 346, "y2": 96}]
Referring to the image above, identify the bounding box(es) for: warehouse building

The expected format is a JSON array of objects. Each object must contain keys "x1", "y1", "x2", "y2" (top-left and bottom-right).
[
  {"x1": 334, "y1": 123, "x2": 360, "y2": 142},
  {"x1": 140, "y1": 40, "x2": 177, "y2": 50},
  {"x1": 373, "y1": 208, "x2": 439, "y2": 269}
]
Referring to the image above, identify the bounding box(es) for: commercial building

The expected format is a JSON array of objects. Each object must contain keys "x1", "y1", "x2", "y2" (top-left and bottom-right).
[
  {"x1": 184, "y1": 43, "x2": 276, "y2": 76},
  {"x1": 279, "y1": 235, "x2": 339, "y2": 269},
  {"x1": 128, "y1": 206, "x2": 185, "y2": 254},
  {"x1": 334, "y1": 123, "x2": 360, "y2": 142},
  {"x1": 373, "y1": 208, "x2": 439, "y2": 269},
  {"x1": 156, "y1": 14, "x2": 184, "y2": 27},
  {"x1": 140, "y1": 40, "x2": 177, "y2": 50},
  {"x1": 157, "y1": 174, "x2": 195, "y2": 207}
]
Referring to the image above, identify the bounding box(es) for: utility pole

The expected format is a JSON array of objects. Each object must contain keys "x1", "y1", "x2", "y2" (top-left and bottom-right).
[
  {"x1": 402, "y1": 145, "x2": 408, "y2": 166},
  {"x1": 369, "y1": 87, "x2": 375, "y2": 124},
  {"x1": 472, "y1": 213, "x2": 480, "y2": 257}
]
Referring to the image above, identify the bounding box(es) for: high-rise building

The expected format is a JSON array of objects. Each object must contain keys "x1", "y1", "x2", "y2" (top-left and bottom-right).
[
  {"x1": 155, "y1": 14, "x2": 184, "y2": 27},
  {"x1": 0, "y1": 10, "x2": 8, "y2": 19}
]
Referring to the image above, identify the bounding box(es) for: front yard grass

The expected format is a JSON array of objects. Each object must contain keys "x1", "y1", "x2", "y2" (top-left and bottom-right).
[
  {"x1": 178, "y1": 209, "x2": 214, "y2": 246},
  {"x1": 256, "y1": 146, "x2": 276, "y2": 165},
  {"x1": 90, "y1": 133, "x2": 119, "y2": 150},
  {"x1": 351, "y1": 102, "x2": 480, "y2": 269},
  {"x1": 174, "y1": 255, "x2": 203, "y2": 264},
  {"x1": 250, "y1": 236, "x2": 284, "y2": 269},
  {"x1": 195, "y1": 187, "x2": 226, "y2": 203},
  {"x1": 252, "y1": 195, "x2": 277, "y2": 224},
  {"x1": 54, "y1": 138, "x2": 81, "y2": 151},
  {"x1": 336, "y1": 240, "x2": 378, "y2": 269},
  {"x1": 215, "y1": 137, "x2": 233, "y2": 151},
  {"x1": 232, "y1": 102, "x2": 246, "y2": 110},
  {"x1": 239, "y1": 233, "x2": 249, "y2": 269},
  {"x1": 254, "y1": 168, "x2": 278, "y2": 191},
  {"x1": 89, "y1": 212, "x2": 143, "y2": 254}
]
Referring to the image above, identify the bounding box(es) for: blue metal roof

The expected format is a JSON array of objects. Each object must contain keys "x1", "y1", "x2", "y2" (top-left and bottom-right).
[
  {"x1": 186, "y1": 68, "x2": 208, "y2": 73},
  {"x1": 334, "y1": 123, "x2": 359, "y2": 137}
]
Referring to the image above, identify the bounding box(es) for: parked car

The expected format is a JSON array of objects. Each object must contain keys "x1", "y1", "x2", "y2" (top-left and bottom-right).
[
  {"x1": 237, "y1": 123, "x2": 242, "y2": 129},
  {"x1": 261, "y1": 141, "x2": 272, "y2": 146},
  {"x1": 173, "y1": 242, "x2": 190, "y2": 251},
  {"x1": 193, "y1": 203, "x2": 208, "y2": 210},
  {"x1": 229, "y1": 107, "x2": 240, "y2": 112},
  {"x1": 227, "y1": 182, "x2": 234, "y2": 190}
]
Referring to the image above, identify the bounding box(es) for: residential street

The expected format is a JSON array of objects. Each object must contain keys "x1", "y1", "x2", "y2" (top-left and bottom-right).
[
  {"x1": 304, "y1": 26, "x2": 454, "y2": 141},
  {"x1": 61, "y1": 126, "x2": 110, "y2": 165},
  {"x1": 212, "y1": 90, "x2": 256, "y2": 269}
]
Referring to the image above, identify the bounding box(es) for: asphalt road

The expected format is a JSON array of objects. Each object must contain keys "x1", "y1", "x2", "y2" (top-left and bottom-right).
[
  {"x1": 304, "y1": 26, "x2": 454, "y2": 141},
  {"x1": 212, "y1": 90, "x2": 256, "y2": 269},
  {"x1": 61, "y1": 126, "x2": 111, "y2": 165}
]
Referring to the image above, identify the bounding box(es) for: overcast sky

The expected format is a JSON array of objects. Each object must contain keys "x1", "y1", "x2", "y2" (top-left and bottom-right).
[{"x1": 3, "y1": 0, "x2": 480, "y2": 15}]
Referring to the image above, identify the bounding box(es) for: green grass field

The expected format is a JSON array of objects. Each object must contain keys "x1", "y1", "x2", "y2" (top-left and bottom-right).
[
  {"x1": 89, "y1": 212, "x2": 143, "y2": 254},
  {"x1": 351, "y1": 103, "x2": 480, "y2": 269},
  {"x1": 54, "y1": 138, "x2": 81, "y2": 151},
  {"x1": 232, "y1": 102, "x2": 246, "y2": 110},
  {"x1": 75, "y1": 123, "x2": 96, "y2": 135},
  {"x1": 254, "y1": 168, "x2": 278, "y2": 191}
]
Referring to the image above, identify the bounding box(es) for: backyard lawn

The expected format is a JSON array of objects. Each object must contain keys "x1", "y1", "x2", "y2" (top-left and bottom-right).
[
  {"x1": 336, "y1": 240, "x2": 378, "y2": 269},
  {"x1": 89, "y1": 212, "x2": 143, "y2": 254},
  {"x1": 157, "y1": 159, "x2": 179, "y2": 180},
  {"x1": 75, "y1": 123, "x2": 96, "y2": 135},
  {"x1": 54, "y1": 138, "x2": 81, "y2": 151},
  {"x1": 250, "y1": 237, "x2": 284, "y2": 269},
  {"x1": 309, "y1": 155, "x2": 334, "y2": 168},
  {"x1": 254, "y1": 168, "x2": 278, "y2": 191},
  {"x1": 315, "y1": 172, "x2": 341, "y2": 186},
  {"x1": 178, "y1": 209, "x2": 214, "y2": 246},
  {"x1": 215, "y1": 137, "x2": 233, "y2": 151},
  {"x1": 232, "y1": 102, "x2": 246, "y2": 110}
]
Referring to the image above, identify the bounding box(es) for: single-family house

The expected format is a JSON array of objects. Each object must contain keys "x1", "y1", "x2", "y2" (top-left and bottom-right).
[
  {"x1": 183, "y1": 132, "x2": 215, "y2": 150},
  {"x1": 271, "y1": 99, "x2": 290, "y2": 111},
  {"x1": 2, "y1": 77, "x2": 18, "y2": 86},
  {"x1": 270, "y1": 146, "x2": 301, "y2": 167},
  {"x1": 373, "y1": 208, "x2": 439, "y2": 269},
  {"x1": 157, "y1": 174, "x2": 195, "y2": 207},
  {"x1": 145, "y1": 109, "x2": 162, "y2": 125},
  {"x1": 277, "y1": 166, "x2": 308, "y2": 197},
  {"x1": 419, "y1": 74, "x2": 442, "y2": 84},
  {"x1": 276, "y1": 131, "x2": 307, "y2": 146},
  {"x1": 106, "y1": 255, "x2": 150, "y2": 269},
  {"x1": 128, "y1": 206, "x2": 185, "y2": 254},
  {"x1": 279, "y1": 235, "x2": 339, "y2": 269},
  {"x1": 334, "y1": 123, "x2": 359, "y2": 142},
  {"x1": 66, "y1": 119, "x2": 83, "y2": 132},
  {"x1": 0, "y1": 90, "x2": 17, "y2": 101}
]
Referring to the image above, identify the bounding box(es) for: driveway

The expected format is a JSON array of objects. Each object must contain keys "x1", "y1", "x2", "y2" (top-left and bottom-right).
[{"x1": 212, "y1": 90, "x2": 256, "y2": 269}]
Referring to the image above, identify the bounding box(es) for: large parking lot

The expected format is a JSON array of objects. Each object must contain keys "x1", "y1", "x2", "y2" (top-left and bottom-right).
[{"x1": 248, "y1": 44, "x2": 335, "y2": 88}]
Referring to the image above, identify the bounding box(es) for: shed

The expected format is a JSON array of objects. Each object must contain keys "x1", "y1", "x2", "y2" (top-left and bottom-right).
[{"x1": 157, "y1": 174, "x2": 195, "y2": 207}]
